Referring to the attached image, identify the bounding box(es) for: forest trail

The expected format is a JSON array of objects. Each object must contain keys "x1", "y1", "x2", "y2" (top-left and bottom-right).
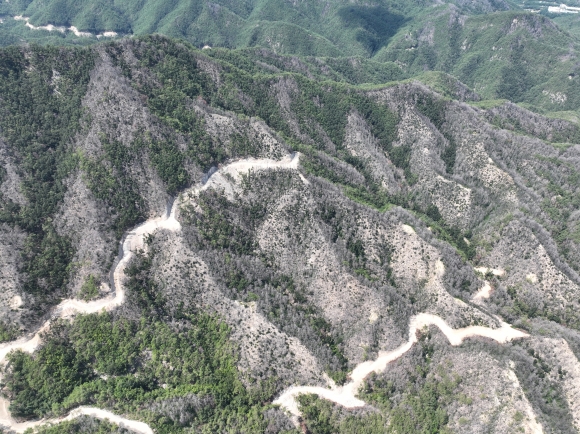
[{"x1": 274, "y1": 314, "x2": 529, "y2": 420}]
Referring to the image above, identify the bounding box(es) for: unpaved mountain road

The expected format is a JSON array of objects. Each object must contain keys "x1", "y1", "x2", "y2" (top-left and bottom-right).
[
  {"x1": 274, "y1": 313, "x2": 529, "y2": 418},
  {"x1": 0, "y1": 153, "x2": 536, "y2": 433},
  {"x1": 0, "y1": 155, "x2": 301, "y2": 433},
  {"x1": 0, "y1": 201, "x2": 180, "y2": 433}
]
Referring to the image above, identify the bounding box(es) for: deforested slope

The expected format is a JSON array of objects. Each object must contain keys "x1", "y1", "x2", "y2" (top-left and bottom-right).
[{"x1": 0, "y1": 37, "x2": 579, "y2": 433}]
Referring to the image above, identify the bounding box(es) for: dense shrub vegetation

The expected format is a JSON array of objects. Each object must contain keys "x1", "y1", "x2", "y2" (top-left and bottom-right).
[{"x1": 5, "y1": 311, "x2": 280, "y2": 432}]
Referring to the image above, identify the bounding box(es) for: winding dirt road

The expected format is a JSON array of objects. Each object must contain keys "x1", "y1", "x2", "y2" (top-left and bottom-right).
[
  {"x1": 13, "y1": 16, "x2": 118, "y2": 38},
  {"x1": 274, "y1": 314, "x2": 528, "y2": 418},
  {"x1": 0, "y1": 155, "x2": 301, "y2": 433},
  {"x1": 0, "y1": 202, "x2": 179, "y2": 433},
  {"x1": 0, "y1": 153, "x2": 530, "y2": 432}
]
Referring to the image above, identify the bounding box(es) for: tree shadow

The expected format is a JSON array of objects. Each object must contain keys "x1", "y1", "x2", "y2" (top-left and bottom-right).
[{"x1": 337, "y1": 6, "x2": 407, "y2": 56}]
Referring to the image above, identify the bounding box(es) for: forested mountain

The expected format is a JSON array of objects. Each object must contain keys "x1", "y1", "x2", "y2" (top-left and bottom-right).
[
  {"x1": 0, "y1": 34, "x2": 579, "y2": 433},
  {"x1": 0, "y1": 0, "x2": 579, "y2": 432},
  {"x1": 0, "y1": 0, "x2": 579, "y2": 113},
  {"x1": 0, "y1": 0, "x2": 511, "y2": 50}
]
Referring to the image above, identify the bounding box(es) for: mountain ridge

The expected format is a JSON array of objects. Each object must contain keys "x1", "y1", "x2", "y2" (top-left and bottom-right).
[
  {"x1": 0, "y1": 35, "x2": 579, "y2": 432},
  {"x1": 1, "y1": 1, "x2": 579, "y2": 114}
]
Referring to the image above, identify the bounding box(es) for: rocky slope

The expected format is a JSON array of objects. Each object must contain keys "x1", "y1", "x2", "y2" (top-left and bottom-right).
[{"x1": 0, "y1": 37, "x2": 579, "y2": 433}]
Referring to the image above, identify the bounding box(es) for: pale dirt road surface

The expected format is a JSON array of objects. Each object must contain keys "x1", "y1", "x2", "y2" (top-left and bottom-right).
[
  {"x1": 274, "y1": 313, "x2": 528, "y2": 420},
  {"x1": 0, "y1": 156, "x2": 302, "y2": 433}
]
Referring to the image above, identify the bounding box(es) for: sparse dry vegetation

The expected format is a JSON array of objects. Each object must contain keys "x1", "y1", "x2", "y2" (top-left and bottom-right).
[{"x1": 0, "y1": 28, "x2": 579, "y2": 434}]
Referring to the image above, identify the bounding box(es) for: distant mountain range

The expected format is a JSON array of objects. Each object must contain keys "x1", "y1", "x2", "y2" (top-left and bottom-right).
[{"x1": 0, "y1": 0, "x2": 579, "y2": 115}]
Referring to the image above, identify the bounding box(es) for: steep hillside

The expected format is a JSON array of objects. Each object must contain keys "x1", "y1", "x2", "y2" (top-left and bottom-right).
[
  {"x1": 377, "y1": 9, "x2": 580, "y2": 110},
  {"x1": 0, "y1": 37, "x2": 580, "y2": 433}
]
